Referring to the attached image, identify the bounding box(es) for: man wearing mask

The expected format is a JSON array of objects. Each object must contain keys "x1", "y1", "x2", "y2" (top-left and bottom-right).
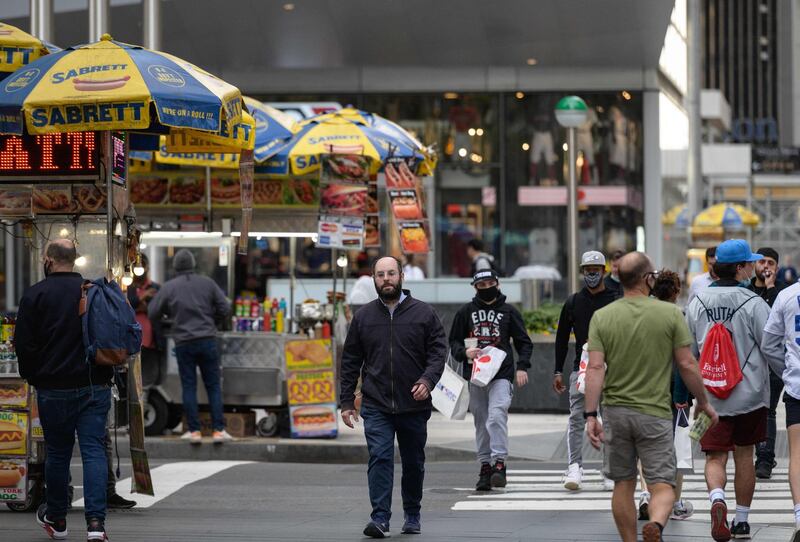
[
  {"x1": 449, "y1": 269, "x2": 533, "y2": 491},
  {"x1": 16, "y1": 240, "x2": 114, "y2": 541},
  {"x1": 685, "y1": 240, "x2": 771, "y2": 541},
  {"x1": 148, "y1": 249, "x2": 232, "y2": 444},
  {"x1": 746, "y1": 247, "x2": 785, "y2": 479},
  {"x1": 340, "y1": 256, "x2": 447, "y2": 538},
  {"x1": 554, "y1": 251, "x2": 620, "y2": 490},
  {"x1": 603, "y1": 250, "x2": 625, "y2": 294}
]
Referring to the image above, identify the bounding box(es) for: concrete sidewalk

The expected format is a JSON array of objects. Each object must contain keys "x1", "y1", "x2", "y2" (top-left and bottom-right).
[{"x1": 105, "y1": 409, "x2": 792, "y2": 464}]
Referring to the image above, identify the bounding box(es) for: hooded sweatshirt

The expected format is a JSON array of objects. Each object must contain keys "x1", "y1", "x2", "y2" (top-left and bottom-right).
[
  {"x1": 449, "y1": 293, "x2": 533, "y2": 382},
  {"x1": 685, "y1": 279, "x2": 771, "y2": 416}
]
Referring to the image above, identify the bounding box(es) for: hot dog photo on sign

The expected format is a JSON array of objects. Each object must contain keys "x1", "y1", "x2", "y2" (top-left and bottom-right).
[
  {"x1": 33, "y1": 185, "x2": 75, "y2": 214},
  {"x1": 0, "y1": 458, "x2": 26, "y2": 498}
]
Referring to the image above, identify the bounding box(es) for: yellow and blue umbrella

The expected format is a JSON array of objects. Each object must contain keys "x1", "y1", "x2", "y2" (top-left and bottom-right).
[
  {"x1": 294, "y1": 106, "x2": 437, "y2": 174},
  {"x1": 0, "y1": 21, "x2": 61, "y2": 75},
  {"x1": 245, "y1": 96, "x2": 297, "y2": 162},
  {"x1": 662, "y1": 204, "x2": 690, "y2": 227},
  {"x1": 259, "y1": 116, "x2": 423, "y2": 176},
  {"x1": 694, "y1": 203, "x2": 760, "y2": 228},
  {"x1": 0, "y1": 34, "x2": 242, "y2": 136}
]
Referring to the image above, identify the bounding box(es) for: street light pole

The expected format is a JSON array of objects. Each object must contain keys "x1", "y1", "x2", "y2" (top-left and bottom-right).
[
  {"x1": 555, "y1": 96, "x2": 589, "y2": 295},
  {"x1": 567, "y1": 126, "x2": 578, "y2": 295}
]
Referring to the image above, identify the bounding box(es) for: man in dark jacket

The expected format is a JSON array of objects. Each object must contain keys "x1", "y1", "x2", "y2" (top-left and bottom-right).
[
  {"x1": 148, "y1": 249, "x2": 231, "y2": 444},
  {"x1": 16, "y1": 239, "x2": 113, "y2": 541},
  {"x1": 554, "y1": 250, "x2": 621, "y2": 491},
  {"x1": 449, "y1": 269, "x2": 533, "y2": 491},
  {"x1": 603, "y1": 249, "x2": 625, "y2": 294},
  {"x1": 748, "y1": 247, "x2": 786, "y2": 479},
  {"x1": 340, "y1": 256, "x2": 447, "y2": 539}
]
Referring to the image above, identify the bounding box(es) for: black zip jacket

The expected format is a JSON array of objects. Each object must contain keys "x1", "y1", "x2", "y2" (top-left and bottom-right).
[
  {"x1": 746, "y1": 277, "x2": 784, "y2": 308},
  {"x1": 340, "y1": 291, "x2": 447, "y2": 413},
  {"x1": 15, "y1": 272, "x2": 112, "y2": 389},
  {"x1": 449, "y1": 294, "x2": 533, "y2": 382},
  {"x1": 554, "y1": 286, "x2": 620, "y2": 373}
]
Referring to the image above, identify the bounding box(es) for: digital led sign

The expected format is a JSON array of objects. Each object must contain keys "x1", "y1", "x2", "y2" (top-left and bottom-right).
[
  {"x1": 0, "y1": 132, "x2": 100, "y2": 181},
  {"x1": 111, "y1": 131, "x2": 127, "y2": 185}
]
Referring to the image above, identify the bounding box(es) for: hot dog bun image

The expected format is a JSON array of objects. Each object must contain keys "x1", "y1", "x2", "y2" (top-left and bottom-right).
[
  {"x1": 0, "y1": 420, "x2": 24, "y2": 451},
  {"x1": 0, "y1": 460, "x2": 23, "y2": 487},
  {"x1": 73, "y1": 75, "x2": 130, "y2": 91}
]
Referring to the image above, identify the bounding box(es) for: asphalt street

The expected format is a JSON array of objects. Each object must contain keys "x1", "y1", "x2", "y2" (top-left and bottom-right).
[{"x1": 2, "y1": 459, "x2": 798, "y2": 541}]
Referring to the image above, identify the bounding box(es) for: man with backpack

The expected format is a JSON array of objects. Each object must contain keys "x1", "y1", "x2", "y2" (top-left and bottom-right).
[
  {"x1": 553, "y1": 250, "x2": 620, "y2": 490},
  {"x1": 449, "y1": 269, "x2": 533, "y2": 491},
  {"x1": 685, "y1": 239, "x2": 772, "y2": 542},
  {"x1": 466, "y1": 239, "x2": 501, "y2": 277},
  {"x1": 15, "y1": 239, "x2": 115, "y2": 542}
]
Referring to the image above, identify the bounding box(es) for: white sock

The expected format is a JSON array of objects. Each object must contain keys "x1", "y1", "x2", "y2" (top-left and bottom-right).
[
  {"x1": 709, "y1": 488, "x2": 725, "y2": 503},
  {"x1": 794, "y1": 503, "x2": 800, "y2": 526},
  {"x1": 734, "y1": 504, "x2": 750, "y2": 524}
]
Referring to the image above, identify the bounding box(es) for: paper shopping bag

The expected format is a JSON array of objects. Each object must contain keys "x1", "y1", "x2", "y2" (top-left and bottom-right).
[
  {"x1": 674, "y1": 408, "x2": 694, "y2": 474},
  {"x1": 432, "y1": 363, "x2": 470, "y2": 420},
  {"x1": 470, "y1": 346, "x2": 507, "y2": 387}
]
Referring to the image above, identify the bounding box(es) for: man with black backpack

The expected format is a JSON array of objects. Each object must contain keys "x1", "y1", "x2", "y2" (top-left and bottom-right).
[
  {"x1": 685, "y1": 239, "x2": 772, "y2": 542},
  {"x1": 554, "y1": 250, "x2": 620, "y2": 491},
  {"x1": 16, "y1": 239, "x2": 114, "y2": 542}
]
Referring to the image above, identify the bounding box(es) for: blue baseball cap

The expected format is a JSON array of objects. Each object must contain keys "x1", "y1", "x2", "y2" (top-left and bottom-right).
[{"x1": 715, "y1": 239, "x2": 763, "y2": 264}]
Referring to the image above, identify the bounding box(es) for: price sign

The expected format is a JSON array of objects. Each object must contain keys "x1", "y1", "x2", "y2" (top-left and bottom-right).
[{"x1": 0, "y1": 131, "x2": 100, "y2": 181}]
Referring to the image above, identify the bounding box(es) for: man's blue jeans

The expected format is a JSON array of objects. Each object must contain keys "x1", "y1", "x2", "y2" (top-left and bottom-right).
[
  {"x1": 175, "y1": 338, "x2": 224, "y2": 432},
  {"x1": 38, "y1": 385, "x2": 111, "y2": 522},
  {"x1": 360, "y1": 405, "x2": 431, "y2": 524}
]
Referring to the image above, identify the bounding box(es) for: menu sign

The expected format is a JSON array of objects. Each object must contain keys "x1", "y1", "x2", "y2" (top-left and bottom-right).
[
  {"x1": 317, "y1": 215, "x2": 364, "y2": 250},
  {"x1": 0, "y1": 410, "x2": 27, "y2": 456},
  {"x1": 0, "y1": 457, "x2": 27, "y2": 502},
  {"x1": 285, "y1": 339, "x2": 337, "y2": 439},
  {"x1": 385, "y1": 163, "x2": 431, "y2": 253},
  {"x1": 0, "y1": 380, "x2": 28, "y2": 408}
]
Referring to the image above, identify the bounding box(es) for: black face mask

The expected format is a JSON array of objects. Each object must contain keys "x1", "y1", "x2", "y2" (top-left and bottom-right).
[{"x1": 476, "y1": 286, "x2": 499, "y2": 303}]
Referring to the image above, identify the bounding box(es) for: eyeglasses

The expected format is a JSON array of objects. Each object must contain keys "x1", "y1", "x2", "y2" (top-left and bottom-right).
[{"x1": 644, "y1": 271, "x2": 660, "y2": 279}]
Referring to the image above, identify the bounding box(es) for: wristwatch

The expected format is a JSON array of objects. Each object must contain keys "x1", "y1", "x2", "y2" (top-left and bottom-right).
[{"x1": 583, "y1": 411, "x2": 598, "y2": 419}]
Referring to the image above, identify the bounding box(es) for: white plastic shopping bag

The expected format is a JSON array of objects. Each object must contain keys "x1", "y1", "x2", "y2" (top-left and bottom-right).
[
  {"x1": 432, "y1": 363, "x2": 470, "y2": 420},
  {"x1": 674, "y1": 408, "x2": 694, "y2": 474},
  {"x1": 576, "y1": 344, "x2": 589, "y2": 394},
  {"x1": 469, "y1": 346, "x2": 507, "y2": 387}
]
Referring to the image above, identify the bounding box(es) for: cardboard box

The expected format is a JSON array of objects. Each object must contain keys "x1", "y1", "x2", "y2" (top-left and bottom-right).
[{"x1": 183, "y1": 412, "x2": 255, "y2": 438}]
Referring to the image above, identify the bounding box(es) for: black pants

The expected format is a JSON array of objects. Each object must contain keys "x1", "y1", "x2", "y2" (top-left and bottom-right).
[{"x1": 756, "y1": 370, "x2": 784, "y2": 465}]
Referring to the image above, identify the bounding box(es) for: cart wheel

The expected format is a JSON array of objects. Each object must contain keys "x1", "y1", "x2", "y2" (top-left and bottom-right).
[
  {"x1": 144, "y1": 392, "x2": 169, "y2": 436},
  {"x1": 7, "y1": 478, "x2": 44, "y2": 512},
  {"x1": 256, "y1": 412, "x2": 279, "y2": 437}
]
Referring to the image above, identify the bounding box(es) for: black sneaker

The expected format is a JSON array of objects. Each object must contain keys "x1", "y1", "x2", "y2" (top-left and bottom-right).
[
  {"x1": 401, "y1": 514, "x2": 421, "y2": 534},
  {"x1": 36, "y1": 504, "x2": 68, "y2": 540},
  {"x1": 87, "y1": 519, "x2": 109, "y2": 542},
  {"x1": 476, "y1": 462, "x2": 492, "y2": 491},
  {"x1": 363, "y1": 520, "x2": 391, "y2": 538},
  {"x1": 755, "y1": 460, "x2": 776, "y2": 480},
  {"x1": 107, "y1": 493, "x2": 137, "y2": 509},
  {"x1": 490, "y1": 460, "x2": 507, "y2": 488},
  {"x1": 731, "y1": 520, "x2": 751, "y2": 539}
]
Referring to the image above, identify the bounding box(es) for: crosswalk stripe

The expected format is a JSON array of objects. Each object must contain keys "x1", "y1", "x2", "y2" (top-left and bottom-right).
[
  {"x1": 453, "y1": 468, "x2": 797, "y2": 524},
  {"x1": 72, "y1": 461, "x2": 253, "y2": 509}
]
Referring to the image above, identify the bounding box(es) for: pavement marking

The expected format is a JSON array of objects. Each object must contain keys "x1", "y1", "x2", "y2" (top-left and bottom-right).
[
  {"x1": 72, "y1": 461, "x2": 253, "y2": 509},
  {"x1": 453, "y1": 468, "x2": 796, "y2": 525}
]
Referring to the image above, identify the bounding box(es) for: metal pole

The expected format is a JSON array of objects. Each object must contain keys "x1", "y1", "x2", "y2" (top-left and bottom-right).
[
  {"x1": 567, "y1": 127, "x2": 578, "y2": 294},
  {"x1": 143, "y1": 0, "x2": 161, "y2": 50},
  {"x1": 687, "y1": 0, "x2": 703, "y2": 223},
  {"x1": 5, "y1": 228, "x2": 15, "y2": 310},
  {"x1": 29, "y1": 0, "x2": 53, "y2": 42},
  {"x1": 205, "y1": 166, "x2": 212, "y2": 232},
  {"x1": 289, "y1": 239, "x2": 296, "y2": 333},
  {"x1": 330, "y1": 250, "x2": 337, "y2": 339},
  {"x1": 88, "y1": 0, "x2": 110, "y2": 42},
  {"x1": 105, "y1": 132, "x2": 114, "y2": 278},
  {"x1": 498, "y1": 93, "x2": 507, "y2": 271}
]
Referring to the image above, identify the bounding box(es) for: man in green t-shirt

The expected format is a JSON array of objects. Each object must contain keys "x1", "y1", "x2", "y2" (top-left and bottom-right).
[{"x1": 585, "y1": 252, "x2": 718, "y2": 542}]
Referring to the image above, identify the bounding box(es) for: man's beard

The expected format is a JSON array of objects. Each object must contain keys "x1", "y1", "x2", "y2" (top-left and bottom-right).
[
  {"x1": 375, "y1": 280, "x2": 402, "y2": 301},
  {"x1": 755, "y1": 269, "x2": 765, "y2": 282}
]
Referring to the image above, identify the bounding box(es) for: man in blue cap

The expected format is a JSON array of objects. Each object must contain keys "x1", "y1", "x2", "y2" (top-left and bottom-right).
[{"x1": 685, "y1": 239, "x2": 772, "y2": 542}]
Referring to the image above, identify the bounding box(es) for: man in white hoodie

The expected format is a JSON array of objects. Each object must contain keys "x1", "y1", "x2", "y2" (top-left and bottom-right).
[{"x1": 685, "y1": 240, "x2": 771, "y2": 542}]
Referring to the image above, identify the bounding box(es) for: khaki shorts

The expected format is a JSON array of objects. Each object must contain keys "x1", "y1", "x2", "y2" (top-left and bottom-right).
[{"x1": 602, "y1": 405, "x2": 676, "y2": 487}]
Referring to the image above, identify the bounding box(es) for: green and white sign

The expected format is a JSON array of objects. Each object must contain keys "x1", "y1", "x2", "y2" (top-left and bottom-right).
[{"x1": 554, "y1": 96, "x2": 589, "y2": 128}]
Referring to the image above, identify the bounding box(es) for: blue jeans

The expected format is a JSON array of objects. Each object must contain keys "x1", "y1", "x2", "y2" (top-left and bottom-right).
[
  {"x1": 38, "y1": 385, "x2": 111, "y2": 522},
  {"x1": 175, "y1": 338, "x2": 224, "y2": 432},
  {"x1": 360, "y1": 406, "x2": 431, "y2": 524}
]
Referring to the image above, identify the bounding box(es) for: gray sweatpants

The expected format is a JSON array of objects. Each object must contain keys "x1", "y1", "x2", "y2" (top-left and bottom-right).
[
  {"x1": 470, "y1": 379, "x2": 513, "y2": 464},
  {"x1": 567, "y1": 371, "x2": 586, "y2": 467}
]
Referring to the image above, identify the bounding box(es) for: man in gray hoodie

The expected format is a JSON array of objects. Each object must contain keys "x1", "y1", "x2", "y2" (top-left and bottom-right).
[
  {"x1": 685, "y1": 239, "x2": 771, "y2": 542},
  {"x1": 148, "y1": 249, "x2": 231, "y2": 444}
]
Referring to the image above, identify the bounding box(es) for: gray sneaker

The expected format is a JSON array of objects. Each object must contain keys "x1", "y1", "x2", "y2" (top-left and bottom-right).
[{"x1": 670, "y1": 499, "x2": 694, "y2": 521}]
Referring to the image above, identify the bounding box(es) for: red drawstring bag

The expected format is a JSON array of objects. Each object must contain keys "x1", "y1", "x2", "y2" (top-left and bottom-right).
[{"x1": 698, "y1": 322, "x2": 743, "y2": 399}]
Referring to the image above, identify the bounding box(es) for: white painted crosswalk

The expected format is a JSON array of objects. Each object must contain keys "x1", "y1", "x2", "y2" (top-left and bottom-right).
[{"x1": 452, "y1": 468, "x2": 797, "y2": 526}]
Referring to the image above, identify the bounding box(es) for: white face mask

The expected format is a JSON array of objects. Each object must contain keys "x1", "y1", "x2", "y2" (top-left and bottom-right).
[{"x1": 584, "y1": 272, "x2": 602, "y2": 289}]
